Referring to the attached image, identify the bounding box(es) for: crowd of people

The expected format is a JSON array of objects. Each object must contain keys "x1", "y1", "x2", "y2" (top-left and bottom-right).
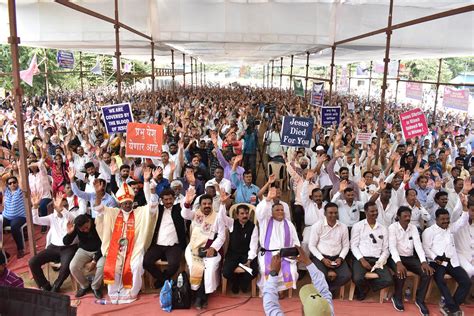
[{"x1": 0, "y1": 86, "x2": 472, "y2": 316}]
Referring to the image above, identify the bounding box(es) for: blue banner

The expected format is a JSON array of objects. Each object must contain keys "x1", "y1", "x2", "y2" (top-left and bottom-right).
[
  {"x1": 321, "y1": 107, "x2": 341, "y2": 126},
  {"x1": 280, "y1": 116, "x2": 314, "y2": 148},
  {"x1": 101, "y1": 103, "x2": 134, "y2": 134},
  {"x1": 56, "y1": 50, "x2": 75, "y2": 69}
]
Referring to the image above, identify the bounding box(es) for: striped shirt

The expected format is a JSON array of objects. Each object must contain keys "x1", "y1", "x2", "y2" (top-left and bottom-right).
[
  {"x1": 3, "y1": 188, "x2": 26, "y2": 220},
  {"x1": 0, "y1": 268, "x2": 24, "y2": 288}
]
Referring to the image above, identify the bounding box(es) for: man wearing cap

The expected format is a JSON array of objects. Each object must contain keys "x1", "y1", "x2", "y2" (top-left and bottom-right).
[
  {"x1": 263, "y1": 246, "x2": 334, "y2": 316},
  {"x1": 93, "y1": 168, "x2": 159, "y2": 304}
]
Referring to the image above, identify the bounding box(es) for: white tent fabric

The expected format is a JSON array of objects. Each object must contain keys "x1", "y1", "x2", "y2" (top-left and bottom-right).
[{"x1": 0, "y1": 0, "x2": 472, "y2": 64}]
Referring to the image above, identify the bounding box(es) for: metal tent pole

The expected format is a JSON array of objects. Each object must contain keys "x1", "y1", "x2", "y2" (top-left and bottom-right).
[
  {"x1": 279, "y1": 57, "x2": 283, "y2": 90},
  {"x1": 394, "y1": 60, "x2": 401, "y2": 104},
  {"x1": 190, "y1": 57, "x2": 194, "y2": 88},
  {"x1": 7, "y1": 0, "x2": 36, "y2": 256},
  {"x1": 367, "y1": 61, "x2": 373, "y2": 103},
  {"x1": 271, "y1": 60, "x2": 274, "y2": 88},
  {"x1": 289, "y1": 55, "x2": 294, "y2": 92},
  {"x1": 304, "y1": 52, "x2": 310, "y2": 100},
  {"x1": 328, "y1": 46, "x2": 336, "y2": 105},
  {"x1": 79, "y1": 51, "x2": 84, "y2": 98},
  {"x1": 433, "y1": 58, "x2": 443, "y2": 124},
  {"x1": 374, "y1": 0, "x2": 394, "y2": 165},
  {"x1": 114, "y1": 0, "x2": 122, "y2": 102},
  {"x1": 151, "y1": 42, "x2": 155, "y2": 93},
  {"x1": 171, "y1": 49, "x2": 175, "y2": 92}
]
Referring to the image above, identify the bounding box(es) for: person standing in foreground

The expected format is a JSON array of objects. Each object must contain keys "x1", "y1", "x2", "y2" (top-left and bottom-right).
[
  {"x1": 0, "y1": 251, "x2": 24, "y2": 288},
  {"x1": 94, "y1": 179, "x2": 158, "y2": 304},
  {"x1": 263, "y1": 246, "x2": 334, "y2": 316}
]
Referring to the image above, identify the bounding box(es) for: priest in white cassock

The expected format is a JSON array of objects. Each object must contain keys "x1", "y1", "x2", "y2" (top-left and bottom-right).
[
  {"x1": 181, "y1": 186, "x2": 226, "y2": 310},
  {"x1": 257, "y1": 187, "x2": 300, "y2": 295},
  {"x1": 94, "y1": 169, "x2": 158, "y2": 304}
]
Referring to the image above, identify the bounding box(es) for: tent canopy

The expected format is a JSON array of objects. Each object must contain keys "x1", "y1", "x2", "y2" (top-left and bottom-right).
[{"x1": 0, "y1": 0, "x2": 473, "y2": 65}]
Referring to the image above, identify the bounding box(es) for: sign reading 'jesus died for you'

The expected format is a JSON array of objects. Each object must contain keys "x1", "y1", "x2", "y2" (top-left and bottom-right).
[{"x1": 281, "y1": 116, "x2": 314, "y2": 148}]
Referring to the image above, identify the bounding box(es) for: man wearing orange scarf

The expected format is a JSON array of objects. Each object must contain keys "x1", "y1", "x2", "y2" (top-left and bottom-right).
[{"x1": 94, "y1": 168, "x2": 158, "y2": 304}]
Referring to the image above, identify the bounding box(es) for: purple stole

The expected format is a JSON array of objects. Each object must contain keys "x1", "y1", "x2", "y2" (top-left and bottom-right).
[{"x1": 264, "y1": 218, "x2": 293, "y2": 286}]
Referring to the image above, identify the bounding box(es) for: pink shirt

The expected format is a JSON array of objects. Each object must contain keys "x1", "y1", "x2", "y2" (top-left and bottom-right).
[{"x1": 28, "y1": 159, "x2": 52, "y2": 199}]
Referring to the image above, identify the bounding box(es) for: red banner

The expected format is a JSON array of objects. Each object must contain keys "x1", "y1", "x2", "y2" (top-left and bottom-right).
[
  {"x1": 443, "y1": 87, "x2": 469, "y2": 112},
  {"x1": 125, "y1": 122, "x2": 163, "y2": 158},
  {"x1": 405, "y1": 82, "x2": 423, "y2": 101},
  {"x1": 399, "y1": 108, "x2": 428, "y2": 140}
]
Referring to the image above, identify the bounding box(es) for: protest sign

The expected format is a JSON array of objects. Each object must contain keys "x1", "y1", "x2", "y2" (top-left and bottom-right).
[
  {"x1": 293, "y1": 79, "x2": 304, "y2": 97},
  {"x1": 356, "y1": 132, "x2": 372, "y2": 145},
  {"x1": 126, "y1": 122, "x2": 163, "y2": 158},
  {"x1": 101, "y1": 103, "x2": 134, "y2": 134},
  {"x1": 56, "y1": 50, "x2": 75, "y2": 69},
  {"x1": 399, "y1": 108, "x2": 428, "y2": 139},
  {"x1": 310, "y1": 82, "x2": 324, "y2": 106},
  {"x1": 347, "y1": 102, "x2": 355, "y2": 111},
  {"x1": 281, "y1": 116, "x2": 314, "y2": 148},
  {"x1": 443, "y1": 87, "x2": 469, "y2": 112},
  {"x1": 405, "y1": 82, "x2": 423, "y2": 101},
  {"x1": 321, "y1": 107, "x2": 341, "y2": 126}
]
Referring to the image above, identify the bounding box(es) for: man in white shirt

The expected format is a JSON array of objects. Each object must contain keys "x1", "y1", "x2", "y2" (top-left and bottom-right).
[
  {"x1": 206, "y1": 166, "x2": 232, "y2": 195},
  {"x1": 369, "y1": 182, "x2": 399, "y2": 227},
  {"x1": 403, "y1": 189, "x2": 431, "y2": 230},
  {"x1": 454, "y1": 201, "x2": 474, "y2": 277},
  {"x1": 308, "y1": 202, "x2": 351, "y2": 292},
  {"x1": 331, "y1": 182, "x2": 365, "y2": 233},
  {"x1": 350, "y1": 201, "x2": 393, "y2": 301},
  {"x1": 143, "y1": 189, "x2": 186, "y2": 289},
  {"x1": 301, "y1": 174, "x2": 326, "y2": 255},
  {"x1": 426, "y1": 189, "x2": 463, "y2": 227},
  {"x1": 422, "y1": 205, "x2": 471, "y2": 316},
  {"x1": 256, "y1": 185, "x2": 291, "y2": 220},
  {"x1": 29, "y1": 193, "x2": 78, "y2": 292},
  {"x1": 220, "y1": 201, "x2": 258, "y2": 294},
  {"x1": 181, "y1": 187, "x2": 226, "y2": 309},
  {"x1": 388, "y1": 206, "x2": 434, "y2": 315}
]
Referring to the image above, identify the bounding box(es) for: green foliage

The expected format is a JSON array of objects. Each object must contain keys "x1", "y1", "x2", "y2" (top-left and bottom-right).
[{"x1": 0, "y1": 45, "x2": 151, "y2": 96}]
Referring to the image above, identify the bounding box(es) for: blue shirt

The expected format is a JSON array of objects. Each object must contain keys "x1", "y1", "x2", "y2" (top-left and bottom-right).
[
  {"x1": 231, "y1": 171, "x2": 259, "y2": 204},
  {"x1": 263, "y1": 263, "x2": 334, "y2": 316},
  {"x1": 2, "y1": 188, "x2": 26, "y2": 220},
  {"x1": 154, "y1": 177, "x2": 170, "y2": 197},
  {"x1": 408, "y1": 172, "x2": 433, "y2": 207},
  {"x1": 243, "y1": 131, "x2": 258, "y2": 154},
  {"x1": 71, "y1": 182, "x2": 118, "y2": 218}
]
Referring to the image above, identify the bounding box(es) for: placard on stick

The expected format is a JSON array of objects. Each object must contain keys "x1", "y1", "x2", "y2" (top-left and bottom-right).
[
  {"x1": 280, "y1": 116, "x2": 314, "y2": 148},
  {"x1": 125, "y1": 122, "x2": 163, "y2": 158}
]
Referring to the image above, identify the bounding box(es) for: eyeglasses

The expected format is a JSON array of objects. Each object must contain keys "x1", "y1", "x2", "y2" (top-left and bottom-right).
[
  {"x1": 369, "y1": 233, "x2": 377, "y2": 244},
  {"x1": 7, "y1": 181, "x2": 17, "y2": 185}
]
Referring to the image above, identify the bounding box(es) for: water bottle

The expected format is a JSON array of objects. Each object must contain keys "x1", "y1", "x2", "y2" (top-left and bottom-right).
[
  {"x1": 404, "y1": 287, "x2": 411, "y2": 302},
  {"x1": 95, "y1": 299, "x2": 109, "y2": 305},
  {"x1": 177, "y1": 274, "x2": 183, "y2": 288}
]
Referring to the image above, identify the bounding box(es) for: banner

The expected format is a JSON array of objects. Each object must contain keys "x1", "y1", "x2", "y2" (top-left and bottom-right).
[
  {"x1": 91, "y1": 56, "x2": 102, "y2": 75},
  {"x1": 56, "y1": 50, "x2": 75, "y2": 69},
  {"x1": 339, "y1": 66, "x2": 349, "y2": 92},
  {"x1": 293, "y1": 79, "x2": 304, "y2": 97},
  {"x1": 405, "y1": 82, "x2": 423, "y2": 101},
  {"x1": 443, "y1": 87, "x2": 469, "y2": 112},
  {"x1": 310, "y1": 82, "x2": 324, "y2": 106},
  {"x1": 101, "y1": 103, "x2": 134, "y2": 134},
  {"x1": 20, "y1": 53, "x2": 40, "y2": 87},
  {"x1": 321, "y1": 107, "x2": 341, "y2": 126},
  {"x1": 347, "y1": 102, "x2": 355, "y2": 111},
  {"x1": 356, "y1": 132, "x2": 372, "y2": 145},
  {"x1": 126, "y1": 122, "x2": 164, "y2": 158},
  {"x1": 399, "y1": 108, "x2": 428, "y2": 139},
  {"x1": 280, "y1": 116, "x2": 314, "y2": 148}
]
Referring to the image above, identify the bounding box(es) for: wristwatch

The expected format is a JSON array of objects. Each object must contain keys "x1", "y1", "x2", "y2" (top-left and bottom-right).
[{"x1": 269, "y1": 270, "x2": 278, "y2": 277}]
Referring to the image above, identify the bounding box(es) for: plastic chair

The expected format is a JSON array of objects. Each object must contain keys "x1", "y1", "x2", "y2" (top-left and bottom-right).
[
  {"x1": 348, "y1": 272, "x2": 389, "y2": 303},
  {"x1": 267, "y1": 161, "x2": 287, "y2": 191},
  {"x1": 328, "y1": 270, "x2": 346, "y2": 300},
  {"x1": 426, "y1": 274, "x2": 458, "y2": 299},
  {"x1": 3, "y1": 222, "x2": 27, "y2": 250}
]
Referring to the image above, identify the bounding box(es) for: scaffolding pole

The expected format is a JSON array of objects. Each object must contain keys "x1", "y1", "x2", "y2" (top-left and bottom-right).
[{"x1": 433, "y1": 59, "x2": 443, "y2": 124}]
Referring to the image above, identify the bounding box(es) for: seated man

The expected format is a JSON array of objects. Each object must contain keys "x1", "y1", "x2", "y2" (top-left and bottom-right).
[
  {"x1": 181, "y1": 187, "x2": 226, "y2": 310},
  {"x1": 308, "y1": 202, "x2": 351, "y2": 292},
  {"x1": 220, "y1": 199, "x2": 259, "y2": 294},
  {"x1": 454, "y1": 200, "x2": 474, "y2": 278},
  {"x1": 257, "y1": 187, "x2": 300, "y2": 295},
  {"x1": 29, "y1": 193, "x2": 78, "y2": 292},
  {"x1": 143, "y1": 189, "x2": 186, "y2": 289},
  {"x1": 422, "y1": 205, "x2": 472, "y2": 316},
  {"x1": 231, "y1": 155, "x2": 262, "y2": 205},
  {"x1": 64, "y1": 214, "x2": 104, "y2": 299},
  {"x1": 388, "y1": 206, "x2": 433, "y2": 314},
  {"x1": 350, "y1": 201, "x2": 393, "y2": 301},
  {"x1": 0, "y1": 251, "x2": 24, "y2": 288},
  {"x1": 263, "y1": 246, "x2": 334, "y2": 316}
]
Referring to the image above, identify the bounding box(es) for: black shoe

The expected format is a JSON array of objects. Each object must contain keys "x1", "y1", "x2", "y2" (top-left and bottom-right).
[
  {"x1": 41, "y1": 283, "x2": 52, "y2": 291},
  {"x1": 41, "y1": 226, "x2": 48, "y2": 234},
  {"x1": 92, "y1": 288, "x2": 103, "y2": 299},
  {"x1": 194, "y1": 297, "x2": 202, "y2": 310},
  {"x1": 75, "y1": 286, "x2": 90, "y2": 298},
  {"x1": 439, "y1": 305, "x2": 450, "y2": 316},
  {"x1": 51, "y1": 285, "x2": 60, "y2": 293},
  {"x1": 391, "y1": 297, "x2": 404, "y2": 312},
  {"x1": 231, "y1": 282, "x2": 240, "y2": 294},
  {"x1": 202, "y1": 300, "x2": 208, "y2": 309},
  {"x1": 355, "y1": 287, "x2": 370, "y2": 301},
  {"x1": 415, "y1": 300, "x2": 430, "y2": 315},
  {"x1": 154, "y1": 279, "x2": 164, "y2": 289}
]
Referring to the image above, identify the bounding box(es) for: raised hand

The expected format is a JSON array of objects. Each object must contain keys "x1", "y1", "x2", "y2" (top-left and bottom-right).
[
  {"x1": 339, "y1": 180, "x2": 348, "y2": 192},
  {"x1": 379, "y1": 179, "x2": 387, "y2": 191},
  {"x1": 357, "y1": 178, "x2": 366, "y2": 190},
  {"x1": 403, "y1": 170, "x2": 411, "y2": 183},
  {"x1": 53, "y1": 192, "x2": 64, "y2": 212},
  {"x1": 169, "y1": 161, "x2": 176, "y2": 172},
  {"x1": 267, "y1": 174, "x2": 276, "y2": 184},
  {"x1": 31, "y1": 191, "x2": 42, "y2": 208},
  {"x1": 110, "y1": 160, "x2": 118, "y2": 174},
  {"x1": 143, "y1": 167, "x2": 152, "y2": 181},
  {"x1": 67, "y1": 166, "x2": 76, "y2": 181},
  {"x1": 434, "y1": 178, "x2": 442, "y2": 190},
  {"x1": 463, "y1": 177, "x2": 472, "y2": 195},
  {"x1": 184, "y1": 186, "x2": 196, "y2": 205},
  {"x1": 219, "y1": 188, "x2": 231, "y2": 204},
  {"x1": 267, "y1": 187, "x2": 277, "y2": 201},
  {"x1": 67, "y1": 221, "x2": 75, "y2": 234},
  {"x1": 306, "y1": 170, "x2": 315, "y2": 181},
  {"x1": 152, "y1": 166, "x2": 163, "y2": 179}
]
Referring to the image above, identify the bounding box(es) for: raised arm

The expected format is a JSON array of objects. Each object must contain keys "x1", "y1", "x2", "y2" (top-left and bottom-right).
[{"x1": 181, "y1": 186, "x2": 197, "y2": 221}]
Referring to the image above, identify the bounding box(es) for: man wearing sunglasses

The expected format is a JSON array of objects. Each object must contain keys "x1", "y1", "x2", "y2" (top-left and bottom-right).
[
  {"x1": 350, "y1": 201, "x2": 393, "y2": 301},
  {"x1": 1, "y1": 176, "x2": 26, "y2": 258}
]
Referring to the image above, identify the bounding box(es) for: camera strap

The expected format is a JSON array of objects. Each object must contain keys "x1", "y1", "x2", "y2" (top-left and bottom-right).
[{"x1": 259, "y1": 247, "x2": 279, "y2": 256}]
